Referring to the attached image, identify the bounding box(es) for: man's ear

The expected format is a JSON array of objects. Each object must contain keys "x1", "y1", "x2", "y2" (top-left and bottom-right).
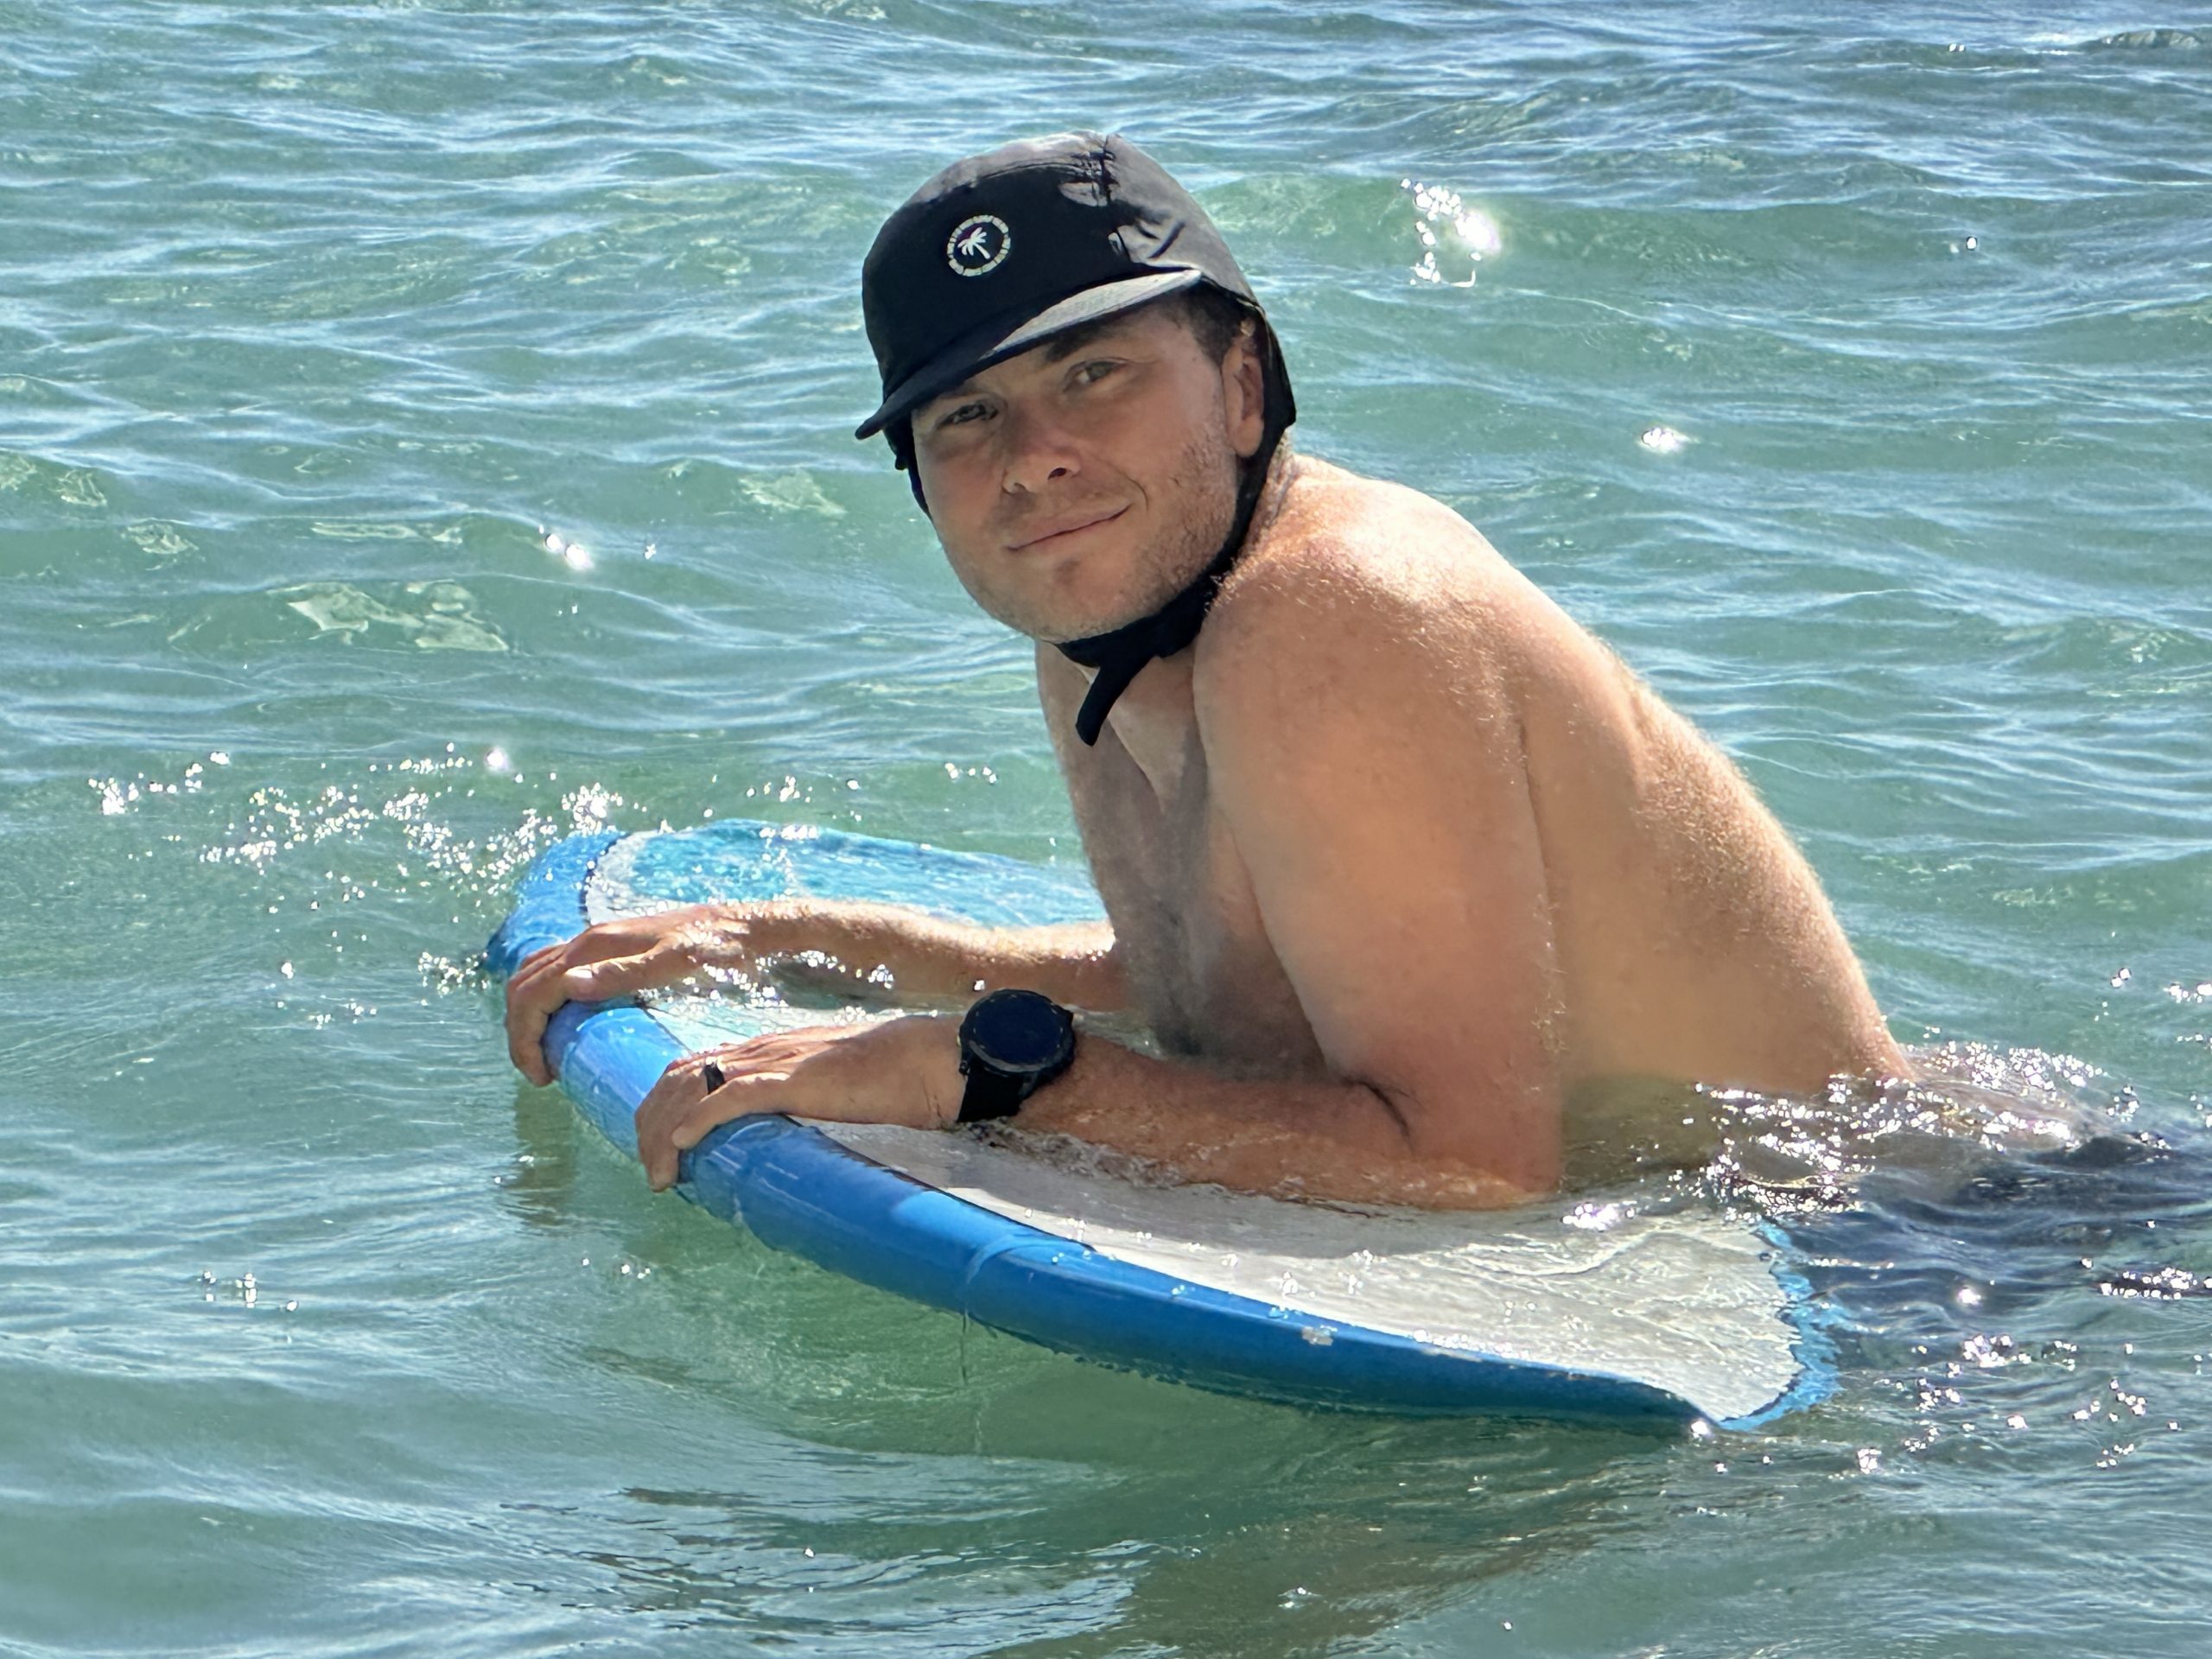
[{"x1": 1222, "y1": 321, "x2": 1266, "y2": 460}]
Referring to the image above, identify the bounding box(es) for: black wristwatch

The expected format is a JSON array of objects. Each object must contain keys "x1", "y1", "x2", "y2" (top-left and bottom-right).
[{"x1": 956, "y1": 988, "x2": 1077, "y2": 1123}]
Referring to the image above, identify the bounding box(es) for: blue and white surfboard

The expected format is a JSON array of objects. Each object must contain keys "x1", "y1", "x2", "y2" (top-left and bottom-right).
[{"x1": 486, "y1": 820, "x2": 1832, "y2": 1428}]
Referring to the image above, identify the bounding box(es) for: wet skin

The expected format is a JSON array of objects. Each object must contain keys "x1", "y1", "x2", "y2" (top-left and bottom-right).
[{"x1": 506, "y1": 302, "x2": 1905, "y2": 1207}]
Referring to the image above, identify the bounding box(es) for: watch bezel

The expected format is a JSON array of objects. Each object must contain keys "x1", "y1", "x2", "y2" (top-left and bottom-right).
[{"x1": 957, "y1": 988, "x2": 1076, "y2": 1123}]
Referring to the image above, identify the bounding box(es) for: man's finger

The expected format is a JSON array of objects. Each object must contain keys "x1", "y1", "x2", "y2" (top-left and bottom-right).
[
  {"x1": 512, "y1": 940, "x2": 566, "y2": 978},
  {"x1": 508, "y1": 944, "x2": 691, "y2": 1086},
  {"x1": 507, "y1": 947, "x2": 575, "y2": 1001},
  {"x1": 670, "y1": 1071, "x2": 790, "y2": 1152},
  {"x1": 633, "y1": 1065, "x2": 687, "y2": 1187},
  {"x1": 505, "y1": 942, "x2": 584, "y2": 1081},
  {"x1": 643, "y1": 1072, "x2": 773, "y2": 1190},
  {"x1": 505, "y1": 971, "x2": 561, "y2": 1085},
  {"x1": 637, "y1": 1049, "x2": 810, "y2": 1189},
  {"x1": 560, "y1": 944, "x2": 690, "y2": 1003},
  {"x1": 637, "y1": 1054, "x2": 725, "y2": 1188}
]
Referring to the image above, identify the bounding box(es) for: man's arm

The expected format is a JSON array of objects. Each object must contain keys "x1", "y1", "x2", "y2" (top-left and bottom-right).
[
  {"x1": 1187, "y1": 538, "x2": 1570, "y2": 1191},
  {"x1": 1012, "y1": 1035, "x2": 1532, "y2": 1207},
  {"x1": 632, "y1": 539, "x2": 1572, "y2": 1205},
  {"x1": 505, "y1": 899, "x2": 1123, "y2": 1085},
  {"x1": 740, "y1": 901, "x2": 1124, "y2": 1007},
  {"x1": 631, "y1": 1007, "x2": 1528, "y2": 1207},
  {"x1": 1013, "y1": 554, "x2": 1566, "y2": 1196}
]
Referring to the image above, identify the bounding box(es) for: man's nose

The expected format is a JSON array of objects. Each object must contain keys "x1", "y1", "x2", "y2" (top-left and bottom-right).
[{"x1": 1001, "y1": 406, "x2": 1081, "y2": 494}]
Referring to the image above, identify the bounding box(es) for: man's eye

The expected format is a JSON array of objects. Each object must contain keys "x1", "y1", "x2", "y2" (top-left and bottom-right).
[
  {"x1": 1072, "y1": 359, "x2": 1119, "y2": 386},
  {"x1": 935, "y1": 402, "x2": 989, "y2": 430}
]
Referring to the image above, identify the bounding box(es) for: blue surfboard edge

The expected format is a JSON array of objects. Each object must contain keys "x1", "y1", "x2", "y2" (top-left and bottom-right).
[{"x1": 486, "y1": 824, "x2": 1834, "y2": 1430}]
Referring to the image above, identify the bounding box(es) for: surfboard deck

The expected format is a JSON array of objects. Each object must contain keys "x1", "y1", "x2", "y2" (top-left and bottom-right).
[{"x1": 485, "y1": 820, "x2": 1833, "y2": 1428}]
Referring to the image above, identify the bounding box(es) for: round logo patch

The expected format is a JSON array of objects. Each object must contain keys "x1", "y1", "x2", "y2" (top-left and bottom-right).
[{"x1": 946, "y1": 213, "x2": 1012, "y2": 277}]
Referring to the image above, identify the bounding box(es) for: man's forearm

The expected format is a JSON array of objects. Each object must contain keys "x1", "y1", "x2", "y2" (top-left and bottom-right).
[
  {"x1": 741, "y1": 899, "x2": 1125, "y2": 1011},
  {"x1": 1014, "y1": 1036, "x2": 1531, "y2": 1210}
]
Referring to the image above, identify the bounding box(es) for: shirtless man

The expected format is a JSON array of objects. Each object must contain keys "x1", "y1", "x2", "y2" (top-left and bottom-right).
[{"x1": 505, "y1": 132, "x2": 1905, "y2": 1208}]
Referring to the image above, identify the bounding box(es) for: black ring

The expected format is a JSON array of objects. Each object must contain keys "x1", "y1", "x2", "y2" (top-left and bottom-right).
[{"x1": 700, "y1": 1061, "x2": 726, "y2": 1093}]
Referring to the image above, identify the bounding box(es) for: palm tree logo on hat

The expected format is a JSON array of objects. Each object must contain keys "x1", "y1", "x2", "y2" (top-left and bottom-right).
[{"x1": 946, "y1": 214, "x2": 1011, "y2": 276}]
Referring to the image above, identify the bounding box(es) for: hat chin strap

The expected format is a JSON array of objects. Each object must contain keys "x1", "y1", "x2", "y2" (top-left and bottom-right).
[{"x1": 1052, "y1": 391, "x2": 1291, "y2": 747}]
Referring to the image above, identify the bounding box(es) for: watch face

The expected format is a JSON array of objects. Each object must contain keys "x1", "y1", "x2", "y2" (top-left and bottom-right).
[{"x1": 969, "y1": 988, "x2": 1071, "y2": 1073}]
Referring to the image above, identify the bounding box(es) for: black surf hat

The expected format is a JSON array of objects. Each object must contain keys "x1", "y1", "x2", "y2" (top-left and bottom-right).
[
  {"x1": 855, "y1": 131, "x2": 1287, "y2": 445},
  {"x1": 856, "y1": 132, "x2": 1298, "y2": 749}
]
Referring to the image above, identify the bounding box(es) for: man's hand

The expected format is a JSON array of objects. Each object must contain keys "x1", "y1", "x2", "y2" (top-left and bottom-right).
[
  {"x1": 505, "y1": 904, "x2": 776, "y2": 1086},
  {"x1": 633, "y1": 1014, "x2": 963, "y2": 1190}
]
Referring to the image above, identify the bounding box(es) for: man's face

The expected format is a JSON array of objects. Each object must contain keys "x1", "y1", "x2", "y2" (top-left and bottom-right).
[{"x1": 910, "y1": 301, "x2": 1265, "y2": 644}]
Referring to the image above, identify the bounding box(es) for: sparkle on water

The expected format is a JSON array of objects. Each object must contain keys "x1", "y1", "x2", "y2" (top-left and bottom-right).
[{"x1": 3, "y1": 2, "x2": 2209, "y2": 1654}]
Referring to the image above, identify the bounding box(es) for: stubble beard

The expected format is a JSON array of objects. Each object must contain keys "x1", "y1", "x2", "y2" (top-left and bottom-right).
[{"x1": 968, "y1": 423, "x2": 1243, "y2": 646}]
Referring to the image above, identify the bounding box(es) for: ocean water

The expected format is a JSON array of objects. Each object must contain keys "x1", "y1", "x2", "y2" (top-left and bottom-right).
[{"x1": 3, "y1": 1, "x2": 2209, "y2": 1653}]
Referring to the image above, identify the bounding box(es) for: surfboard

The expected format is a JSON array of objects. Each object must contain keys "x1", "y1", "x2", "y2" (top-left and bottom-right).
[{"x1": 485, "y1": 820, "x2": 1833, "y2": 1427}]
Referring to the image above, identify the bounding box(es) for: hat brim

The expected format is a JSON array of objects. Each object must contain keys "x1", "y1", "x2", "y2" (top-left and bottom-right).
[{"x1": 855, "y1": 268, "x2": 1207, "y2": 441}]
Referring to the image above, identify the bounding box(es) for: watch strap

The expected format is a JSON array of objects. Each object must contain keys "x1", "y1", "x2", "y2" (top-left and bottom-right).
[{"x1": 956, "y1": 1063, "x2": 1034, "y2": 1124}]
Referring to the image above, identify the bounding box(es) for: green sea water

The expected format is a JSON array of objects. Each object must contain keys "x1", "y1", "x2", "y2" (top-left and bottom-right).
[{"x1": 3, "y1": 3, "x2": 2209, "y2": 1653}]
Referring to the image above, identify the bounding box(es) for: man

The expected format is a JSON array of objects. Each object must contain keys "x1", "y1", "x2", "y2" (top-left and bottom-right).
[{"x1": 506, "y1": 132, "x2": 1905, "y2": 1208}]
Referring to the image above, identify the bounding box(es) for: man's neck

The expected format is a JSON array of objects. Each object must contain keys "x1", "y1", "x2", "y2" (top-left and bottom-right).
[
  {"x1": 1098, "y1": 651, "x2": 1200, "y2": 800},
  {"x1": 1093, "y1": 452, "x2": 1304, "y2": 799}
]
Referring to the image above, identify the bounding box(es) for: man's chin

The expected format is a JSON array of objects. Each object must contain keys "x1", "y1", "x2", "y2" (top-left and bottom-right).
[
  {"x1": 1039, "y1": 602, "x2": 1158, "y2": 648},
  {"x1": 993, "y1": 559, "x2": 1213, "y2": 646}
]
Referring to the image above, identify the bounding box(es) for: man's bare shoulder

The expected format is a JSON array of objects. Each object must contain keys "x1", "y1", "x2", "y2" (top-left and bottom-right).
[
  {"x1": 1233, "y1": 457, "x2": 1504, "y2": 590},
  {"x1": 1194, "y1": 461, "x2": 1539, "y2": 771},
  {"x1": 1198, "y1": 456, "x2": 1572, "y2": 705}
]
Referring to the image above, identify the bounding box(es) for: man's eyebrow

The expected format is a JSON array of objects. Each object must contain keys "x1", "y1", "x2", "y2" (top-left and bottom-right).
[
  {"x1": 921, "y1": 378, "x2": 981, "y2": 410},
  {"x1": 1041, "y1": 315, "x2": 1131, "y2": 363},
  {"x1": 919, "y1": 317, "x2": 1139, "y2": 415}
]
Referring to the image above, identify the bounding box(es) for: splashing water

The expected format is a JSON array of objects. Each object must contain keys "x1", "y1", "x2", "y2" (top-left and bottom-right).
[{"x1": 1403, "y1": 179, "x2": 1503, "y2": 287}]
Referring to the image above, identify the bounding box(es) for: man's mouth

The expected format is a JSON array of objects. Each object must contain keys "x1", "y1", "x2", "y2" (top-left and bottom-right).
[{"x1": 1007, "y1": 505, "x2": 1127, "y2": 551}]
